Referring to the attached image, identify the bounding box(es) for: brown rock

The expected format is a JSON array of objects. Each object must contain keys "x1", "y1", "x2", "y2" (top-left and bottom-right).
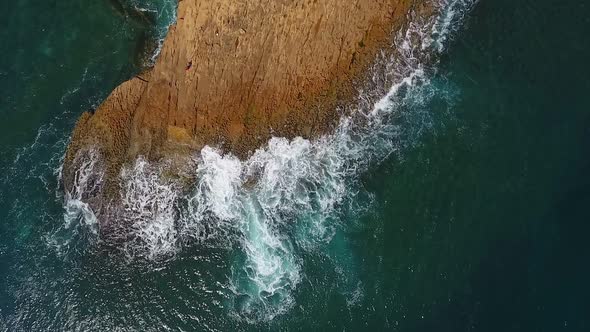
[{"x1": 63, "y1": 0, "x2": 426, "y2": 212}]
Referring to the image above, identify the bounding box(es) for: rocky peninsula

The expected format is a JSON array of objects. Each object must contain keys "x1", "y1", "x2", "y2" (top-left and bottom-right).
[{"x1": 63, "y1": 0, "x2": 428, "y2": 220}]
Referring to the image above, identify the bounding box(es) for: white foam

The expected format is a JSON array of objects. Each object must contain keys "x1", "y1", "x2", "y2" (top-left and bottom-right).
[
  {"x1": 50, "y1": 148, "x2": 103, "y2": 256},
  {"x1": 178, "y1": 147, "x2": 243, "y2": 248},
  {"x1": 119, "y1": 156, "x2": 180, "y2": 260},
  {"x1": 192, "y1": 146, "x2": 243, "y2": 221},
  {"x1": 233, "y1": 193, "x2": 301, "y2": 321}
]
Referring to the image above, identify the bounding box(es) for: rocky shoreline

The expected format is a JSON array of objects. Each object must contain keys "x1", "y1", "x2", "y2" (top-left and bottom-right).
[{"x1": 63, "y1": 0, "x2": 431, "y2": 224}]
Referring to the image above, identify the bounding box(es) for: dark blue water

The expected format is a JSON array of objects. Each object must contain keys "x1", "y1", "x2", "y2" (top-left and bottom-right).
[
  {"x1": 1, "y1": 0, "x2": 589, "y2": 330},
  {"x1": 355, "y1": 1, "x2": 590, "y2": 330}
]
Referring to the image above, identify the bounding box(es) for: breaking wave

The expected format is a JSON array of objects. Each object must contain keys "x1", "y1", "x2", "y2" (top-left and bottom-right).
[
  {"x1": 50, "y1": 148, "x2": 103, "y2": 256},
  {"x1": 59, "y1": 0, "x2": 477, "y2": 322}
]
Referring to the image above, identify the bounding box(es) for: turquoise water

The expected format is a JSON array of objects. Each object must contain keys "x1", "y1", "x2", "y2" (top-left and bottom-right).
[{"x1": 1, "y1": 0, "x2": 590, "y2": 331}]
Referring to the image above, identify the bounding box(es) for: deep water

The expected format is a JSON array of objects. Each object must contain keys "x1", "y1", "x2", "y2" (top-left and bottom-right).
[{"x1": 1, "y1": 0, "x2": 589, "y2": 331}]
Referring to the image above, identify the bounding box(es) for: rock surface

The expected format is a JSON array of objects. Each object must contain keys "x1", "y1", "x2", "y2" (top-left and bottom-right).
[{"x1": 63, "y1": 0, "x2": 425, "y2": 210}]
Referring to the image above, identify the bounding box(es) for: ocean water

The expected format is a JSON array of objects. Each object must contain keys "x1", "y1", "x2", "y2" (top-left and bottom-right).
[{"x1": 1, "y1": 0, "x2": 589, "y2": 331}]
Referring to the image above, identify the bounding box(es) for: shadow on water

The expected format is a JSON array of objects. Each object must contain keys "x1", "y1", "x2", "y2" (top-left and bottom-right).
[
  {"x1": 107, "y1": 0, "x2": 165, "y2": 68},
  {"x1": 107, "y1": 0, "x2": 158, "y2": 26}
]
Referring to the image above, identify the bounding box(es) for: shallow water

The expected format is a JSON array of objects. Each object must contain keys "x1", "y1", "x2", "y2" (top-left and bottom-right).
[{"x1": 1, "y1": 0, "x2": 589, "y2": 331}]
